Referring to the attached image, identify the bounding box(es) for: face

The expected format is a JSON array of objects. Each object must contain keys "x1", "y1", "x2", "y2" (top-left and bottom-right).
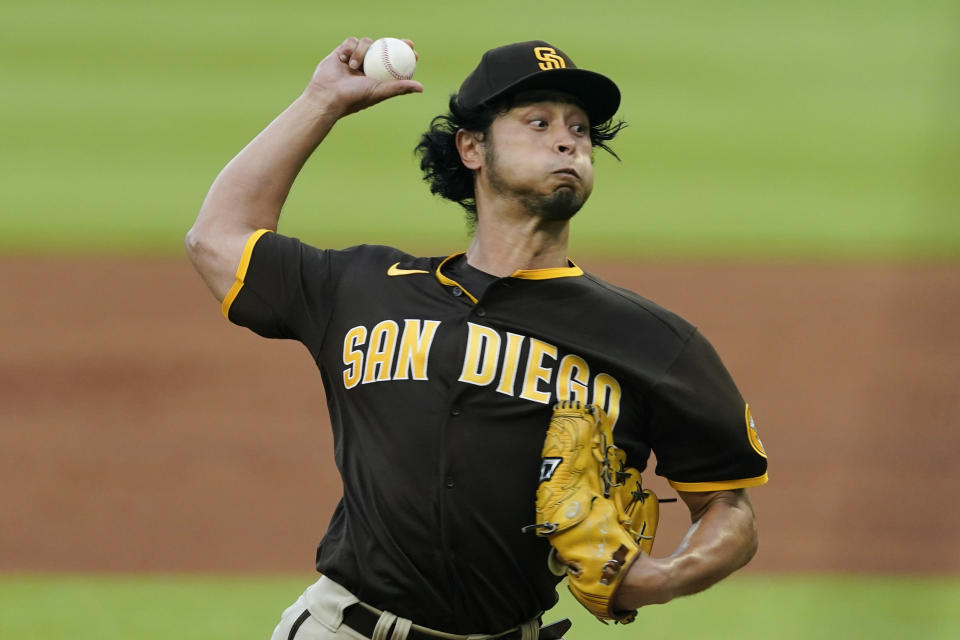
[{"x1": 474, "y1": 94, "x2": 595, "y2": 221}]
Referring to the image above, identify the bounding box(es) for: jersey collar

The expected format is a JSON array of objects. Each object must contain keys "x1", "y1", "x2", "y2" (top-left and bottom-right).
[
  {"x1": 435, "y1": 252, "x2": 583, "y2": 302},
  {"x1": 510, "y1": 263, "x2": 584, "y2": 280}
]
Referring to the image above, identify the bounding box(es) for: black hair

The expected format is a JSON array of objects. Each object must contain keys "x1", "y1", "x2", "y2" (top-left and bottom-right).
[{"x1": 414, "y1": 94, "x2": 626, "y2": 224}]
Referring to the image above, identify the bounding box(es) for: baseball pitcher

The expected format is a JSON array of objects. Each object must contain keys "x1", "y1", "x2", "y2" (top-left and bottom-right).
[{"x1": 187, "y1": 36, "x2": 768, "y2": 640}]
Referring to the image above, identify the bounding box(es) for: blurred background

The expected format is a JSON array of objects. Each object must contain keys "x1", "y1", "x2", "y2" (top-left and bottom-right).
[{"x1": 2, "y1": 0, "x2": 958, "y2": 638}]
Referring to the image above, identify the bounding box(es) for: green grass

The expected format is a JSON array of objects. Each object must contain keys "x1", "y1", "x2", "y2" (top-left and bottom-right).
[
  {"x1": 553, "y1": 575, "x2": 960, "y2": 639},
  {"x1": 2, "y1": 0, "x2": 958, "y2": 258},
  {"x1": 0, "y1": 574, "x2": 304, "y2": 640},
  {"x1": 1, "y1": 574, "x2": 959, "y2": 639}
]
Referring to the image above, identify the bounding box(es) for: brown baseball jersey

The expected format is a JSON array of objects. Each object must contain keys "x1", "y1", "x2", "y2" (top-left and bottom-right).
[{"x1": 223, "y1": 230, "x2": 768, "y2": 634}]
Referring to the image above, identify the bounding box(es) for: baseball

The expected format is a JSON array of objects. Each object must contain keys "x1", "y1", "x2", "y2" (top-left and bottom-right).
[{"x1": 362, "y1": 37, "x2": 417, "y2": 82}]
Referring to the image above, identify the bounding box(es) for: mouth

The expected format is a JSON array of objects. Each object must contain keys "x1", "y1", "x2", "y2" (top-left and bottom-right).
[{"x1": 552, "y1": 168, "x2": 580, "y2": 180}]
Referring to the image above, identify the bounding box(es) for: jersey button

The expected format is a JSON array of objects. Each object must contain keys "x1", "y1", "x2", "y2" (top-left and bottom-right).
[
  {"x1": 475, "y1": 307, "x2": 486, "y2": 317},
  {"x1": 451, "y1": 287, "x2": 463, "y2": 297},
  {"x1": 450, "y1": 406, "x2": 462, "y2": 416},
  {"x1": 445, "y1": 477, "x2": 455, "y2": 488}
]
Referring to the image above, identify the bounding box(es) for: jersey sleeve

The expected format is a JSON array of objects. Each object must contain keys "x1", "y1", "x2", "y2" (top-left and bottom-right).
[
  {"x1": 221, "y1": 230, "x2": 336, "y2": 345},
  {"x1": 646, "y1": 330, "x2": 768, "y2": 491}
]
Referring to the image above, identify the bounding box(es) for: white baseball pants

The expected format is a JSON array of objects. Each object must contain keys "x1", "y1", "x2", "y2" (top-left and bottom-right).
[{"x1": 270, "y1": 576, "x2": 539, "y2": 640}]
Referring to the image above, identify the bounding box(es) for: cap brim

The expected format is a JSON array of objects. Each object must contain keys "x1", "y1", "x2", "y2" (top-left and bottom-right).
[{"x1": 480, "y1": 68, "x2": 620, "y2": 124}]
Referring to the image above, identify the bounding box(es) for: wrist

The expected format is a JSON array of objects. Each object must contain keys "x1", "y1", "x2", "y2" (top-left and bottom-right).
[
  {"x1": 299, "y1": 85, "x2": 349, "y2": 121},
  {"x1": 612, "y1": 553, "x2": 676, "y2": 611}
]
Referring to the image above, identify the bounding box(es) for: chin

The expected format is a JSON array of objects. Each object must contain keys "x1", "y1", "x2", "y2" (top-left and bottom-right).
[{"x1": 540, "y1": 189, "x2": 587, "y2": 221}]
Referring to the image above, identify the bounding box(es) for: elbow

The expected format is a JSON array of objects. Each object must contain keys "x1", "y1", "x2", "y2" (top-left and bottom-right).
[
  {"x1": 722, "y1": 489, "x2": 760, "y2": 571},
  {"x1": 184, "y1": 221, "x2": 212, "y2": 266},
  {"x1": 737, "y1": 498, "x2": 760, "y2": 569},
  {"x1": 184, "y1": 226, "x2": 197, "y2": 256},
  {"x1": 184, "y1": 226, "x2": 202, "y2": 265},
  {"x1": 185, "y1": 201, "x2": 225, "y2": 263},
  {"x1": 743, "y1": 518, "x2": 759, "y2": 566}
]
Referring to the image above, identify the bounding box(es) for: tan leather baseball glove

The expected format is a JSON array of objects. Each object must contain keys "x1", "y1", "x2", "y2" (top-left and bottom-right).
[{"x1": 527, "y1": 401, "x2": 663, "y2": 624}]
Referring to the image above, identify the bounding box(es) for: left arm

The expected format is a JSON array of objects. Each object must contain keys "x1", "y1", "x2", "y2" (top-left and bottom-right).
[{"x1": 612, "y1": 488, "x2": 758, "y2": 610}]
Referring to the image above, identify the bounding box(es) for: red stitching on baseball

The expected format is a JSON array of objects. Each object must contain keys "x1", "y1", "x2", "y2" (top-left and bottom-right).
[{"x1": 382, "y1": 42, "x2": 407, "y2": 80}]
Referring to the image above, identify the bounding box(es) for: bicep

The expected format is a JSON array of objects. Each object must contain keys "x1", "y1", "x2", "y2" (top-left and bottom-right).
[{"x1": 677, "y1": 488, "x2": 754, "y2": 523}]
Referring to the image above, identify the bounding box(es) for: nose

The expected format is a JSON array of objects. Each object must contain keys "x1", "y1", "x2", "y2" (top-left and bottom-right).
[{"x1": 554, "y1": 132, "x2": 576, "y2": 155}]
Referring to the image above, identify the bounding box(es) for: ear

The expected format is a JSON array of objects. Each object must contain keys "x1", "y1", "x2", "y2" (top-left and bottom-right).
[{"x1": 455, "y1": 129, "x2": 484, "y2": 171}]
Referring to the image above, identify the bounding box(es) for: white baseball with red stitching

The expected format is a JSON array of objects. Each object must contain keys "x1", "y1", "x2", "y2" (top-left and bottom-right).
[{"x1": 362, "y1": 38, "x2": 417, "y2": 82}]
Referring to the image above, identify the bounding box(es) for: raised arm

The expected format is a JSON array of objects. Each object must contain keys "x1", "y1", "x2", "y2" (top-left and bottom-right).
[
  {"x1": 612, "y1": 488, "x2": 759, "y2": 610},
  {"x1": 185, "y1": 37, "x2": 422, "y2": 301}
]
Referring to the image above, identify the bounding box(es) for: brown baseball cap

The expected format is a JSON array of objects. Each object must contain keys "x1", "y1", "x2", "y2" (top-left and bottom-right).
[{"x1": 456, "y1": 41, "x2": 621, "y2": 124}]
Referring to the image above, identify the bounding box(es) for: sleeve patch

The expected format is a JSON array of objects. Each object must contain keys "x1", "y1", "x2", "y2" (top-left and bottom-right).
[{"x1": 745, "y1": 404, "x2": 767, "y2": 458}]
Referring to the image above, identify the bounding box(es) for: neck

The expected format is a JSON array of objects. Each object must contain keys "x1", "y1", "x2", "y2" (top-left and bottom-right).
[{"x1": 465, "y1": 200, "x2": 571, "y2": 277}]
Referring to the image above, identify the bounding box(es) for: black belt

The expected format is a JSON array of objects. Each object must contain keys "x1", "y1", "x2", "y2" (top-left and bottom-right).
[{"x1": 341, "y1": 604, "x2": 523, "y2": 640}]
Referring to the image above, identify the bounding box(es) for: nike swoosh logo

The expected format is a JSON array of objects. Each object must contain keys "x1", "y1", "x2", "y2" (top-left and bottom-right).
[{"x1": 387, "y1": 262, "x2": 430, "y2": 276}]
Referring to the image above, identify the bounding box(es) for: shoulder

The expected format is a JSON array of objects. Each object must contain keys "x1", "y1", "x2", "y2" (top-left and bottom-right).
[
  {"x1": 325, "y1": 243, "x2": 440, "y2": 280},
  {"x1": 577, "y1": 270, "x2": 696, "y2": 343},
  {"x1": 253, "y1": 234, "x2": 430, "y2": 274}
]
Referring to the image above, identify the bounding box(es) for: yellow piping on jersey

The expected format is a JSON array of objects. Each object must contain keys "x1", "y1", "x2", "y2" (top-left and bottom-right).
[
  {"x1": 435, "y1": 252, "x2": 584, "y2": 301},
  {"x1": 510, "y1": 261, "x2": 583, "y2": 279},
  {"x1": 435, "y1": 253, "x2": 480, "y2": 303},
  {"x1": 221, "y1": 229, "x2": 272, "y2": 319},
  {"x1": 667, "y1": 473, "x2": 769, "y2": 492}
]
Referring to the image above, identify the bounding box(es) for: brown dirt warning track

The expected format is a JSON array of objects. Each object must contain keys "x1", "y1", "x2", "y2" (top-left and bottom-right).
[{"x1": 2, "y1": 257, "x2": 958, "y2": 573}]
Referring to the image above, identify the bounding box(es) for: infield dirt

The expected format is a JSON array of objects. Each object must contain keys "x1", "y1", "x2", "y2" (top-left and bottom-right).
[{"x1": 2, "y1": 258, "x2": 958, "y2": 573}]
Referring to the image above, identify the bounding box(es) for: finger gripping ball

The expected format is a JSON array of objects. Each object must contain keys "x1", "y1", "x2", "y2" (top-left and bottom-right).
[{"x1": 363, "y1": 38, "x2": 416, "y2": 82}]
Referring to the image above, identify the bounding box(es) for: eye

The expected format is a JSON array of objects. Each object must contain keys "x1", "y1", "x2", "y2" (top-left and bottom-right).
[
  {"x1": 571, "y1": 123, "x2": 588, "y2": 136},
  {"x1": 530, "y1": 119, "x2": 548, "y2": 129}
]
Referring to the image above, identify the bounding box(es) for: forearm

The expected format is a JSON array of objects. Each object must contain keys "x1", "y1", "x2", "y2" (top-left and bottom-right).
[
  {"x1": 186, "y1": 37, "x2": 422, "y2": 302},
  {"x1": 193, "y1": 89, "x2": 342, "y2": 237},
  {"x1": 191, "y1": 36, "x2": 419, "y2": 242},
  {"x1": 185, "y1": 90, "x2": 341, "y2": 300},
  {"x1": 613, "y1": 489, "x2": 758, "y2": 610}
]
